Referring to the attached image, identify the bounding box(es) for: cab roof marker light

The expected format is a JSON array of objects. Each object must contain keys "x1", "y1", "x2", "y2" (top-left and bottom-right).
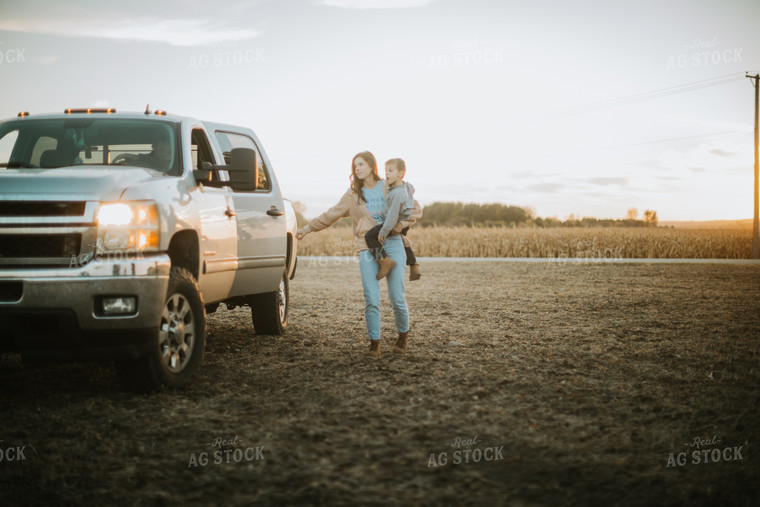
[
  {"x1": 154, "y1": 110, "x2": 168, "y2": 116},
  {"x1": 17, "y1": 111, "x2": 30, "y2": 117},
  {"x1": 64, "y1": 108, "x2": 117, "y2": 114}
]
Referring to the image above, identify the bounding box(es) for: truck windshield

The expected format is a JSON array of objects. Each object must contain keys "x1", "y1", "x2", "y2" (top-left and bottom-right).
[{"x1": 0, "y1": 118, "x2": 180, "y2": 175}]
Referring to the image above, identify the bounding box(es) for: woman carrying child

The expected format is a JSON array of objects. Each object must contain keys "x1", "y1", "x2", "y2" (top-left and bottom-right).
[
  {"x1": 296, "y1": 151, "x2": 421, "y2": 358},
  {"x1": 364, "y1": 157, "x2": 422, "y2": 281}
]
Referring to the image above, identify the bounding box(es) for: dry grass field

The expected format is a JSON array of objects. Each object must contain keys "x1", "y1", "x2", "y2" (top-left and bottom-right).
[
  {"x1": 297, "y1": 226, "x2": 755, "y2": 259},
  {"x1": 0, "y1": 259, "x2": 758, "y2": 506}
]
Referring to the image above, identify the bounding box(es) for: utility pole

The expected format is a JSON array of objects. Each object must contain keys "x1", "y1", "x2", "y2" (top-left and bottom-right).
[{"x1": 748, "y1": 73, "x2": 759, "y2": 259}]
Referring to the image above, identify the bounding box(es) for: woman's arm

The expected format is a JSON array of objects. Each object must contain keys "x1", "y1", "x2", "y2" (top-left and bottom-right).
[{"x1": 297, "y1": 190, "x2": 352, "y2": 239}]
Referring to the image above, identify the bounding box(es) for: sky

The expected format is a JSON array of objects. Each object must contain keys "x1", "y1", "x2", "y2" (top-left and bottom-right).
[{"x1": 0, "y1": 0, "x2": 758, "y2": 221}]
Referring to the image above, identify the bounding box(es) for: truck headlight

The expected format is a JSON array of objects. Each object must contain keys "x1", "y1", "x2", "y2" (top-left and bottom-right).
[{"x1": 96, "y1": 201, "x2": 160, "y2": 254}]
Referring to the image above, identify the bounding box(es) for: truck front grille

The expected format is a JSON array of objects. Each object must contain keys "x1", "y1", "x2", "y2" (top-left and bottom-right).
[
  {"x1": 0, "y1": 282, "x2": 23, "y2": 302},
  {"x1": 0, "y1": 201, "x2": 87, "y2": 217},
  {"x1": 0, "y1": 200, "x2": 97, "y2": 268},
  {"x1": 0, "y1": 234, "x2": 82, "y2": 258}
]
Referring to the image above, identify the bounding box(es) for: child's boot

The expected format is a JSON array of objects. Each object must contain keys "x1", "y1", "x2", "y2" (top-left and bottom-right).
[
  {"x1": 364, "y1": 339, "x2": 381, "y2": 358},
  {"x1": 376, "y1": 257, "x2": 397, "y2": 280},
  {"x1": 409, "y1": 263, "x2": 422, "y2": 281}
]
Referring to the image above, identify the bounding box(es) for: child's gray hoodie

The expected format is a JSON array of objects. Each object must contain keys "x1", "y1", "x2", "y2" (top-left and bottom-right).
[{"x1": 380, "y1": 181, "x2": 415, "y2": 238}]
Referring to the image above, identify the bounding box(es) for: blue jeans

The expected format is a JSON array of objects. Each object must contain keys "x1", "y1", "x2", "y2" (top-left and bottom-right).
[{"x1": 359, "y1": 236, "x2": 409, "y2": 341}]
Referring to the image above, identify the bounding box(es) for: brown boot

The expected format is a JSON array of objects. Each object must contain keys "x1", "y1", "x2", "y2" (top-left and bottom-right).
[
  {"x1": 409, "y1": 263, "x2": 421, "y2": 281},
  {"x1": 376, "y1": 257, "x2": 397, "y2": 280},
  {"x1": 392, "y1": 331, "x2": 408, "y2": 355},
  {"x1": 364, "y1": 339, "x2": 381, "y2": 358}
]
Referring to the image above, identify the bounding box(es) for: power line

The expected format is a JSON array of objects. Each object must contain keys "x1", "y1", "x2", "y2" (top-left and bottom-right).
[
  {"x1": 617, "y1": 129, "x2": 743, "y2": 148},
  {"x1": 562, "y1": 72, "x2": 746, "y2": 115}
]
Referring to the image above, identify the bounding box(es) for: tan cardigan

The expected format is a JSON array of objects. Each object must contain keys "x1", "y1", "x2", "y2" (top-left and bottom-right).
[{"x1": 305, "y1": 184, "x2": 422, "y2": 252}]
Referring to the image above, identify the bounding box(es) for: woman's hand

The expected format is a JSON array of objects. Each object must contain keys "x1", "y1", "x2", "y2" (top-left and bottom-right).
[{"x1": 296, "y1": 226, "x2": 310, "y2": 240}]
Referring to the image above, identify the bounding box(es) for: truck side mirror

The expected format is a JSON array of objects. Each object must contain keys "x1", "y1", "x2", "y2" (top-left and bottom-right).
[
  {"x1": 193, "y1": 162, "x2": 227, "y2": 188},
  {"x1": 226, "y1": 148, "x2": 258, "y2": 192},
  {"x1": 192, "y1": 148, "x2": 258, "y2": 191},
  {"x1": 193, "y1": 164, "x2": 214, "y2": 184}
]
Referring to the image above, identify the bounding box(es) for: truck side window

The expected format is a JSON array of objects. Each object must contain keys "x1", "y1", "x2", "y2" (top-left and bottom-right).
[
  {"x1": 214, "y1": 131, "x2": 271, "y2": 192},
  {"x1": 191, "y1": 128, "x2": 214, "y2": 170},
  {"x1": 0, "y1": 130, "x2": 19, "y2": 167}
]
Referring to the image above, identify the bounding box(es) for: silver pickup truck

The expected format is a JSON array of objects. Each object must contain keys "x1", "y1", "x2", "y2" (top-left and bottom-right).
[{"x1": 0, "y1": 108, "x2": 297, "y2": 391}]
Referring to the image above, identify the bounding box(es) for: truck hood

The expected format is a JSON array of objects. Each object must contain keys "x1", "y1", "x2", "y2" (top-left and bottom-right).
[{"x1": 0, "y1": 167, "x2": 170, "y2": 201}]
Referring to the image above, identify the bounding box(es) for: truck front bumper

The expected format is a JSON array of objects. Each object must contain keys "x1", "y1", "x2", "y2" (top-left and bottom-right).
[{"x1": 0, "y1": 254, "x2": 171, "y2": 361}]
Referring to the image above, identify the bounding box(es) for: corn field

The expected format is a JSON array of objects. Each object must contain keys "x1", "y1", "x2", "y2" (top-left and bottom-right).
[{"x1": 297, "y1": 226, "x2": 755, "y2": 259}]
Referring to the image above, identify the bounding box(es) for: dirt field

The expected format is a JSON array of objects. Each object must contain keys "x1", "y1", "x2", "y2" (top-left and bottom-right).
[{"x1": 1, "y1": 259, "x2": 759, "y2": 506}]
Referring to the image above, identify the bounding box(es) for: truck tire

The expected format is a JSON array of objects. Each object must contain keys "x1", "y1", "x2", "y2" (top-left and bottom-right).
[
  {"x1": 116, "y1": 267, "x2": 206, "y2": 392},
  {"x1": 250, "y1": 271, "x2": 289, "y2": 335}
]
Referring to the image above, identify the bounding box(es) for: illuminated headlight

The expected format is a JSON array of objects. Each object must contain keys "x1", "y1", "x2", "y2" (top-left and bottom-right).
[
  {"x1": 97, "y1": 203, "x2": 134, "y2": 226},
  {"x1": 96, "y1": 201, "x2": 160, "y2": 254}
]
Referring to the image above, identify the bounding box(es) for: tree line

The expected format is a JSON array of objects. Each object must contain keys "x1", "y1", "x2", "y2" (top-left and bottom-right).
[
  {"x1": 294, "y1": 201, "x2": 658, "y2": 228},
  {"x1": 417, "y1": 202, "x2": 658, "y2": 228}
]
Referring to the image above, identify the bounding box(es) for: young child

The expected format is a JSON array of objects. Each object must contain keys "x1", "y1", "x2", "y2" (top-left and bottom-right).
[{"x1": 365, "y1": 158, "x2": 422, "y2": 281}]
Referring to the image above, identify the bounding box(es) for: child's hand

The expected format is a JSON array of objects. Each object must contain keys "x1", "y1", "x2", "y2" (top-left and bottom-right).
[{"x1": 378, "y1": 234, "x2": 386, "y2": 244}]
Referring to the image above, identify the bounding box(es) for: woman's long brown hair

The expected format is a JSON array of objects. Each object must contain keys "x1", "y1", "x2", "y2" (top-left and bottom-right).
[{"x1": 349, "y1": 151, "x2": 380, "y2": 203}]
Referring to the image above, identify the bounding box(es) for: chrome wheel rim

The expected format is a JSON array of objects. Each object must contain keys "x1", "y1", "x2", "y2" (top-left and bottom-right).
[
  {"x1": 159, "y1": 293, "x2": 195, "y2": 373},
  {"x1": 278, "y1": 279, "x2": 287, "y2": 325}
]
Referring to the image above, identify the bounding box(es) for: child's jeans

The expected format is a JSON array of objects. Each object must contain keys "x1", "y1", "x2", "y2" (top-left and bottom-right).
[
  {"x1": 365, "y1": 225, "x2": 417, "y2": 265},
  {"x1": 365, "y1": 224, "x2": 388, "y2": 260}
]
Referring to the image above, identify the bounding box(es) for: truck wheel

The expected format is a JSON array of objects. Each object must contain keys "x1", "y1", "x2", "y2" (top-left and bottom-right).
[
  {"x1": 116, "y1": 267, "x2": 206, "y2": 392},
  {"x1": 250, "y1": 271, "x2": 289, "y2": 335}
]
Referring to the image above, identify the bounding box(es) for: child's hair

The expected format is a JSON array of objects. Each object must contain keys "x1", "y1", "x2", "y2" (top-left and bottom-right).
[{"x1": 385, "y1": 158, "x2": 406, "y2": 175}]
